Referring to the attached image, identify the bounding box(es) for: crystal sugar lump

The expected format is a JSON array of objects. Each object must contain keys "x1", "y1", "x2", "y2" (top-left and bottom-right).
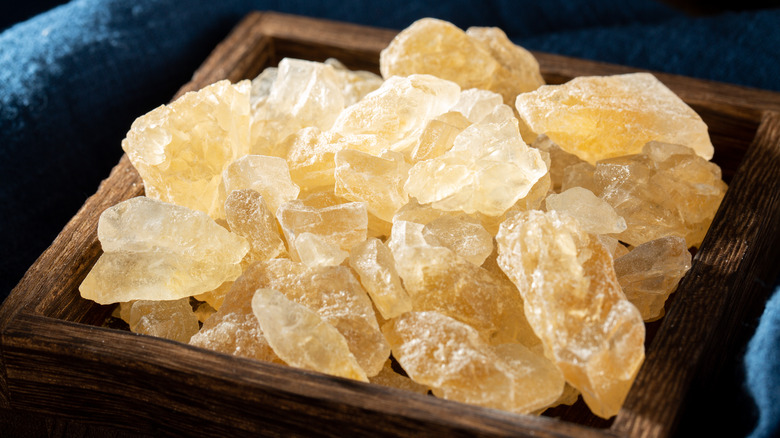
[
  {"x1": 126, "y1": 298, "x2": 200, "y2": 343},
  {"x1": 233, "y1": 259, "x2": 389, "y2": 376},
  {"x1": 250, "y1": 58, "x2": 349, "y2": 149},
  {"x1": 465, "y1": 26, "x2": 545, "y2": 97},
  {"x1": 370, "y1": 360, "x2": 430, "y2": 395},
  {"x1": 383, "y1": 311, "x2": 564, "y2": 414},
  {"x1": 595, "y1": 141, "x2": 727, "y2": 247},
  {"x1": 224, "y1": 189, "x2": 287, "y2": 263},
  {"x1": 294, "y1": 232, "x2": 349, "y2": 268},
  {"x1": 380, "y1": 18, "x2": 543, "y2": 105},
  {"x1": 404, "y1": 119, "x2": 548, "y2": 216},
  {"x1": 532, "y1": 134, "x2": 588, "y2": 193},
  {"x1": 189, "y1": 278, "x2": 282, "y2": 364},
  {"x1": 348, "y1": 238, "x2": 412, "y2": 319},
  {"x1": 334, "y1": 149, "x2": 410, "y2": 222},
  {"x1": 496, "y1": 210, "x2": 645, "y2": 418},
  {"x1": 422, "y1": 215, "x2": 493, "y2": 266},
  {"x1": 324, "y1": 58, "x2": 384, "y2": 106},
  {"x1": 330, "y1": 74, "x2": 460, "y2": 155},
  {"x1": 252, "y1": 288, "x2": 369, "y2": 382},
  {"x1": 545, "y1": 187, "x2": 627, "y2": 235},
  {"x1": 387, "y1": 221, "x2": 530, "y2": 345},
  {"x1": 266, "y1": 127, "x2": 344, "y2": 192},
  {"x1": 79, "y1": 197, "x2": 249, "y2": 304},
  {"x1": 515, "y1": 73, "x2": 714, "y2": 164},
  {"x1": 614, "y1": 236, "x2": 692, "y2": 321},
  {"x1": 122, "y1": 80, "x2": 251, "y2": 220},
  {"x1": 222, "y1": 154, "x2": 300, "y2": 215},
  {"x1": 277, "y1": 200, "x2": 368, "y2": 262},
  {"x1": 409, "y1": 111, "x2": 471, "y2": 163}
]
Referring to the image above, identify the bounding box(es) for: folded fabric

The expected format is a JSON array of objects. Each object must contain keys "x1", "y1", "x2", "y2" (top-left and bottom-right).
[{"x1": 1, "y1": 1, "x2": 778, "y2": 437}]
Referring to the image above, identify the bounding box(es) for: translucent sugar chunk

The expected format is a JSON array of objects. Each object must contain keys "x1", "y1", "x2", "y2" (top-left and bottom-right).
[
  {"x1": 252, "y1": 288, "x2": 368, "y2": 382},
  {"x1": 405, "y1": 120, "x2": 547, "y2": 216},
  {"x1": 324, "y1": 58, "x2": 384, "y2": 106},
  {"x1": 295, "y1": 232, "x2": 349, "y2": 268},
  {"x1": 222, "y1": 155, "x2": 300, "y2": 215},
  {"x1": 224, "y1": 189, "x2": 287, "y2": 263},
  {"x1": 266, "y1": 127, "x2": 344, "y2": 192},
  {"x1": 348, "y1": 238, "x2": 412, "y2": 319},
  {"x1": 234, "y1": 259, "x2": 389, "y2": 376},
  {"x1": 122, "y1": 80, "x2": 251, "y2": 219},
  {"x1": 334, "y1": 149, "x2": 410, "y2": 222},
  {"x1": 532, "y1": 134, "x2": 589, "y2": 193},
  {"x1": 545, "y1": 187, "x2": 627, "y2": 235},
  {"x1": 388, "y1": 221, "x2": 529, "y2": 345},
  {"x1": 189, "y1": 280, "x2": 282, "y2": 364},
  {"x1": 614, "y1": 236, "x2": 692, "y2": 321},
  {"x1": 380, "y1": 18, "x2": 542, "y2": 105},
  {"x1": 126, "y1": 298, "x2": 200, "y2": 343},
  {"x1": 251, "y1": 58, "x2": 349, "y2": 149},
  {"x1": 409, "y1": 111, "x2": 471, "y2": 163},
  {"x1": 496, "y1": 210, "x2": 645, "y2": 418},
  {"x1": 465, "y1": 26, "x2": 545, "y2": 98},
  {"x1": 277, "y1": 200, "x2": 368, "y2": 262},
  {"x1": 330, "y1": 74, "x2": 460, "y2": 155},
  {"x1": 383, "y1": 311, "x2": 564, "y2": 414},
  {"x1": 595, "y1": 142, "x2": 727, "y2": 247},
  {"x1": 422, "y1": 215, "x2": 494, "y2": 266},
  {"x1": 370, "y1": 360, "x2": 430, "y2": 395},
  {"x1": 515, "y1": 73, "x2": 714, "y2": 164},
  {"x1": 80, "y1": 197, "x2": 248, "y2": 304}
]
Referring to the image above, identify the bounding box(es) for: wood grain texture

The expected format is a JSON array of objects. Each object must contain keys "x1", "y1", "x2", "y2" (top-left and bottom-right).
[{"x1": 1, "y1": 10, "x2": 779, "y2": 437}]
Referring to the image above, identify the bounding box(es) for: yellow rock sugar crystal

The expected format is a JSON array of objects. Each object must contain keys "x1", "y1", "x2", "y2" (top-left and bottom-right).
[
  {"x1": 409, "y1": 111, "x2": 471, "y2": 163},
  {"x1": 125, "y1": 298, "x2": 200, "y2": 343},
  {"x1": 334, "y1": 149, "x2": 410, "y2": 222},
  {"x1": 532, "y1": 134, "x2": 589, "y2": 193},
  {"x1": 189, "y1": 280, "x2": 282, "y2": 364},
  {"x1": 330, "y1": 74, "x2": 460, "y2": 155},
  {"x1": 80, "y1": 197, "x2": 248, "y2": 304},
  {"x1": 222, "y1": 155, "x2": 300, "y2": 215},
  {"x1": 614, "y1": 236, "x2": 692, "y2": 321},
  {"x1": 252, "y1": 288, "x2": 369, "y2": 382},
  {"x1": 380, "y1": 18, "x2": 543, "y2": 105},
  {"x1": 515, "y1": 73, "x2": 714, "y2": 164},
  {"x1": 370, "y1": 360, "x2": 430, "y2": 395},
  {"x1": 595, "y1": 141, "x2": 727, "y2": 247},
  {"x1": 387, "y1": 221, "x2": 531, "y2": 345},
  {"x1": 266, "y1": 127, "x2": 344, "y2": 192},
  {"x1": 324, "y1": 58, "x2": 384, "y2": 106},
  {"x1": 545, "y1": 187, "x2": 627, "y2": 235},
  {"x1": 450, "y1": 88, "x2": 517, "y2": 126},
  {"x1": 294, "y1": 232, "x2": 349, "y2": 268},
  {"x1": 422, "y1": 215, "x2": 494, "y2": 266},
  {"x1": 465, "y1": 26, "x2": 545, "y2": 99},
  {"x1": 277, "y1": 199, "x2": 367, "y2": 262},
  {"x1": 233, "y1": 259, "x2": 389, "y2": 376},
  {"x1": 404, "y1": 119, "x2": 547, "y2": 216},
  {"x1": 348, "y1": 238, "x2": 412, "y2": 319},
  {"x1": 383, "y1": 311, "x2": 564, "y2": 414},
  {"x1": 224, "y1": 189, "x2": 287, "y2": 263},
  {"x1": 496, "y1": 210, "x2": 645, "y2": 418},
  {"x1": 122, "y1": 80, "x2": 251, "y2": 220}
]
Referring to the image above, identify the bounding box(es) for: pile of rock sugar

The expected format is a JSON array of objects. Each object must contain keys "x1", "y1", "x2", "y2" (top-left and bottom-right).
[{"x1": 80, "y1": 18, "x2": 726, "y2": 419}]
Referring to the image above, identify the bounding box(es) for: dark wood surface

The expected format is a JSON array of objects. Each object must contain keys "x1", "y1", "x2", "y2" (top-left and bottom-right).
[{"x1": 1, "y1": 11, "x2": 779, "y2": 437}]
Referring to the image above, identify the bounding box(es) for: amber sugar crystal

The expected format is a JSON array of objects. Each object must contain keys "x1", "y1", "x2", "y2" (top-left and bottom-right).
[{"x1": 80, "y1": 16, "x2": 731, "y2": 421}]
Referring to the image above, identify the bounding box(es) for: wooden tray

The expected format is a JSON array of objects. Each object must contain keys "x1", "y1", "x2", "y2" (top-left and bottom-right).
[{"x1": 2, "y1": 11, "x2": 780, "y2": 437}]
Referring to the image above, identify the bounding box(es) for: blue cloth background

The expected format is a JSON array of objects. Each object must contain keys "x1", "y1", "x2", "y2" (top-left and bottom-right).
[{"x1": 1, "y1": 1, "x2": 778, "y2": 437}]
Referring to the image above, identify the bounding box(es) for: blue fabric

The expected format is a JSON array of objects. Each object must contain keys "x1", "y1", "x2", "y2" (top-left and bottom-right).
[
  {"x1": 746, "y1": 288, "x2": 780, "y2": 438},
  {"x1": 1, "y1": 1, "x2": 778, "y2": 436}
]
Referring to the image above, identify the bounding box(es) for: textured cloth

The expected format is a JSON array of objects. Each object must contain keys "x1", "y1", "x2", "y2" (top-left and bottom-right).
[{"x1": 0, "y1": 1, "x2": 778, "y2": 437}]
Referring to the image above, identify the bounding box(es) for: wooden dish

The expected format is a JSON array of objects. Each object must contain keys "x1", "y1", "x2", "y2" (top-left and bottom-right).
[{"x1": 2, "y1": 11, "x2": 780, "y2": 437}]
